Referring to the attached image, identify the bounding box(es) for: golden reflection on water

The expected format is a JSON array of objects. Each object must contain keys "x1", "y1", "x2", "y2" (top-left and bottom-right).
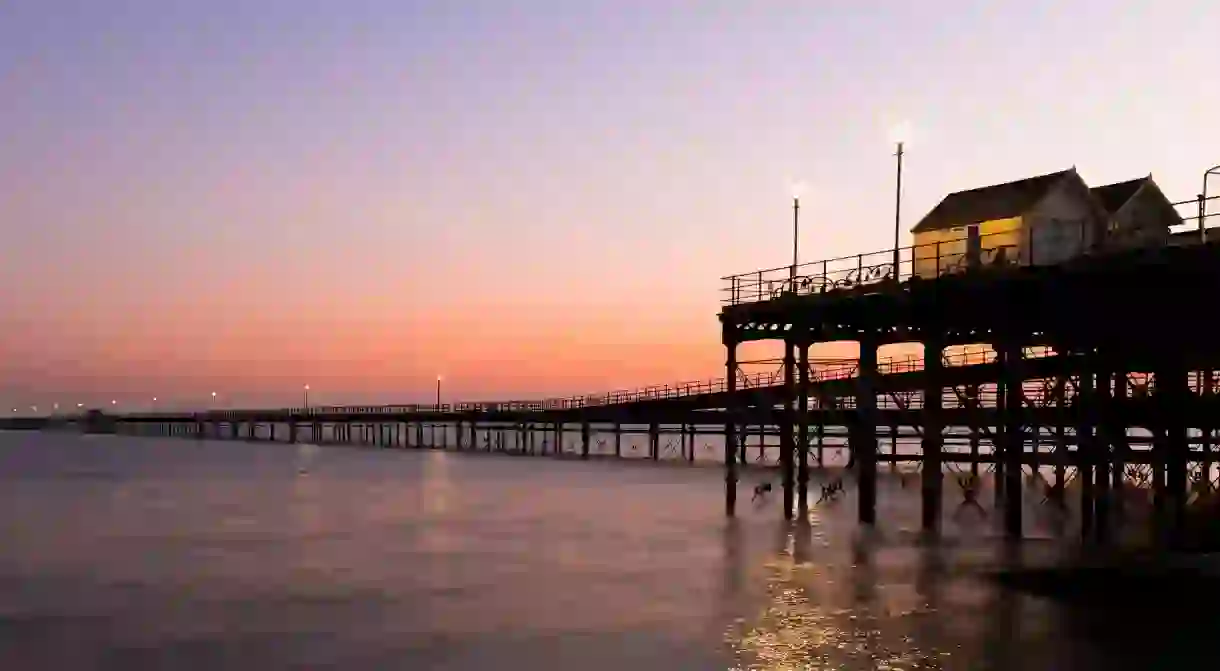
[
  {"x1": 419, "y1": 451, "x2": 457, "y2": 554},
  {"x1": 726, "y1": 518, "x2": 947, "y2": 671}
]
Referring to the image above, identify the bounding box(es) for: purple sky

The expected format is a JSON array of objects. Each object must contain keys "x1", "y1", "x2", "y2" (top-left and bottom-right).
[{"x1": 2, "y1": 0, "x2": 1218, "y2": 412}]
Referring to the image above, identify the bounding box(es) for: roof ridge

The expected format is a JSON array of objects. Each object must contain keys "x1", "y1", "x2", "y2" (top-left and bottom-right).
[
  {"x1": 911, "y1": 169, "x2": 1075, "y2": 233},
  {"x1": 942, "y1": 168, "x2": 1074, "y2": 198}
]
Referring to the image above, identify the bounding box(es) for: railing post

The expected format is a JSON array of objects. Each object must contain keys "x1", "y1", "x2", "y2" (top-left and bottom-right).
[
  {"x1": 756, "y1": 271, "x2": 763, "y2": 301},
  {"x1": 1199, "y1": 193, "x2": 1207, "y2": 243},
  {"x1": 820, "y1": 260, "x2": 828, "y2": 292}
]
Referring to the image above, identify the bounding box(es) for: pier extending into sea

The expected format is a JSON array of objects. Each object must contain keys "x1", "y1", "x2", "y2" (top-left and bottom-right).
[{"x1": 10, "y1": 199, "x2": 1220, "y2": 548}]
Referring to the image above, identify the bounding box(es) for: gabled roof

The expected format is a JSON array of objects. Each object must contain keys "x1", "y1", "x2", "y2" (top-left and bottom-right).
[
  {"x1": 1090, "y1": 176, "x2": 1150, "y2": 215},
  {"x1": 911, "y1": 168, "x2": 1075, "y2": 233}
]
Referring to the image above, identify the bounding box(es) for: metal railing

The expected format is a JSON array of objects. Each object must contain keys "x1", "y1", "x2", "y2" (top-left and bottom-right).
[
  {"x1": 722, "y1": 194, "x2": 1220, "y2": 307},
  {"x1": 119, "y1": 345, "x2": 1051, "y2": 420},
  {"x1": 721, "y1": 218, "x2": 1107, "y2": 306}
]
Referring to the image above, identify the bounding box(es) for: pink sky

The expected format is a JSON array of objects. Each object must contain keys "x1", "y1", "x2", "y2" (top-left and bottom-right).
[{"x1": 2, "y1": 0, "x2": 1218, "y2": 412}]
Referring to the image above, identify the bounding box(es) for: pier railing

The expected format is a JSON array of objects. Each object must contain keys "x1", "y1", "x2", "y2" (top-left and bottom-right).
[
  {"x1": 720, "y1": 192, "x2": 1220, "y2": 307},
  {"x1": 128, "y1": 345, "x2": 1057, "y2": 420},
  {"x1": 721, "y1": 219, "x2": 1104, "y2": 306}
]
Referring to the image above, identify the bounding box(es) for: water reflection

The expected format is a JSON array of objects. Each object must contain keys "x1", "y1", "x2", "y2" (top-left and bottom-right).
[
  {"x1": 418, "y1": 451, "x2": 456, "y2": 556},
  {"x1": 727, "y1": 521, "x2": 946, "y2": 670}
]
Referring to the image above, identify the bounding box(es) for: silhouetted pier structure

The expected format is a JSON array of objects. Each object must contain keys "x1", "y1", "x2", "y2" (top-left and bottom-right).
[
  {"x1": 719, "y1": 213, "x2": 1220, "y2": 547},
  {"x1": 7, "y1": 194, "x2": 1220, "y2": 547}
]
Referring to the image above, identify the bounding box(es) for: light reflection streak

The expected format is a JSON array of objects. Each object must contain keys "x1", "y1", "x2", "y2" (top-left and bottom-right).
[
  {"x1": 419, "y1": 451, "x2": 456, "y2": 555},
  {"x1": 725, "y1": 521, "x2": 948, "y2": 671}
]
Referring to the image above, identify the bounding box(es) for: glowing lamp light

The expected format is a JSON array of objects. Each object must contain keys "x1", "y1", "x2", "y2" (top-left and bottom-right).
[{"x1": 888, "y1": 119, "x2": 913, "y2": 146}]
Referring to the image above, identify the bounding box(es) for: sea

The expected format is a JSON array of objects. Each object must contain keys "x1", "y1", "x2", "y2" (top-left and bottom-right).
[{"x1": 0, "y1": 430, "x2": 1216, "y2": 670}]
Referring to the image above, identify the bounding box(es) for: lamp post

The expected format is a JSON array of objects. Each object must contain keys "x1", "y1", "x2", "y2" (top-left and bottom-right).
[
  {"x1": 303, "y1": 384, "x2": 310, "y2": 408},
  {"x1": 889, "y1": 122, "x2": 911, "y2": 277},
  {"x1": 211, "y1": 391, "x2": 217, "y2": 409},
  {"x1": 436, "y1": 376, "x2": 443, "y2": 408},
  {"x1": 792, "y1": 195, "x2": 800, "y2": 279},
  {"x1": 1202, "y1": 165, "x2": 1220, "y2": 242},
  {"x1": 788, "y1": 181, "x2": 806, "y2": 280},
  {"x1": 892, "y1": 141, "x2": 905, "y2": 274}
]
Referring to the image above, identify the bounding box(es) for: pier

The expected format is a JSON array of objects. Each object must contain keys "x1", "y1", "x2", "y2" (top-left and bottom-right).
[{"x1": 7, "y1": 189, "x2": 1220, "y2": 547}]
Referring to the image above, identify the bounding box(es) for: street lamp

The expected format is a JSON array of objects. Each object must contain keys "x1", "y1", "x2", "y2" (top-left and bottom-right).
[
  {"x1": 436, "y1": 375, "x2": 443, "y2": 408},
  {"x1": 211, "y1": 392, "x2": 217, "y2": 409},
  {"x1": 1202, "y1": 165, "x2": 1220, "y2": 242},
  {"x1": 788, "y1": 181, "x2": 807, "y2": 280},
  {"x1": 889, "y1": 121, "x2": 912, "y2": 276},
  {"x1": 303, "y1": 384, "x2": 310, "y2": 408}
]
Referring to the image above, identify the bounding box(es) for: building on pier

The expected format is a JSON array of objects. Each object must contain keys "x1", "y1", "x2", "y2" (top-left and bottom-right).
[
  {"x1": 910, "y1": 168, "x2": 1105, "y2": 278},
  {"x1": 909, "y1": 169, "x2": 1185, "y2": 280},
  {"x1": 1090, "y1": 175, "x2": 1182, "y2": 249}
]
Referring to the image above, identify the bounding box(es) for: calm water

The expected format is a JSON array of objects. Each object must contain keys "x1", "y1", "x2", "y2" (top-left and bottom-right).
[{"x1": 0, "y1": 432, "x2": 1214, "y2": 670}]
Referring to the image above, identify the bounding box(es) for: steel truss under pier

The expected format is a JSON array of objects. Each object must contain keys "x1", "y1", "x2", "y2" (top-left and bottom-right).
[{"x1": 720, "y1": 237, "x2": 1220, "y2": 545}]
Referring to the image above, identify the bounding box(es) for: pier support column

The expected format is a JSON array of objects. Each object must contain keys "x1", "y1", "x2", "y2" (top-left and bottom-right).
[
  {"x1": 1000, "y1": 342, "x2": 1024, "y2": 539},
  {"x1": 855, "y1": 334, "x2": 879, "y2": 526},
  {"x1": 922, "y1": 338, "x2": 944, "y2": 533},
  {"x1": 1095, "y1": 359, "x2": 1113, "y2": 542},
  {"x1": 614, "y1": 424, "x2": 621, "y2": 457},
  {"x1": 649, "y1": 423, "x2": 659, "y2": 461},
  {"x1": 289, "y1": 422, "x2": 297, "y2": 444},
  {"x1": 797, "y1": 342, "x2": 811, "y2": 516},
  {"x1": 1078, "y1": 355, "x2": 1097, "y2": 541},
  {"x1": 968, "y1": 383, "x2": 981, "y2": 479},
  {"x1": 1159, "y1": 362, "x2": 1190, "y2": 546},
  {"x1": 781, "y1": 340, "x2": 797, "y2": 519},
  {"x1": 1204, "y1": 369, "x2": 1214, "y2": 492},
  {"x1": 1053, "y1": 377, "x2": 1067, "y2": 490},
  {"x1": 993, "y1": 369, "x2": 1005, "y2": 510},
  {"x1": 816, "y1": 395, "x2": 825, "y2": 467},
  {"x1": 581, "y1": 421, "x2": 590, "y2": 459},
  {"x1": 724, "y1": 330, "x2": 740, "y2": 517},
  {"x1": 1111, "y1": 371, "x2": 1128, "y2": 525}
]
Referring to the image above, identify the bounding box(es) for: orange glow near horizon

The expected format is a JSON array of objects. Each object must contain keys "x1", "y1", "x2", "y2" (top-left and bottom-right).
[{"x1": 4, "y1": 3, "x2": 1219, "y2": 410}]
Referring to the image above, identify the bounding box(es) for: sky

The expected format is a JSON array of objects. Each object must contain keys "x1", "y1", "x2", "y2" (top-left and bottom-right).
[{"x1": 2, "y1": 0, "x2": 1218, "y2": 412}]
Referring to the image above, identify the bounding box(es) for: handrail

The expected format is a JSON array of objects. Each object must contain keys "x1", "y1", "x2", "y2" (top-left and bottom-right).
[
  {"x1": 721, "y1": 192, "x2": 1220, "y2": 308},
  {"x1": 721, "y1": 218, "x2": 1098, "y2": 306},
  {"x1": 108, "y1": 345, "x2": 1057, "y2": 420}
]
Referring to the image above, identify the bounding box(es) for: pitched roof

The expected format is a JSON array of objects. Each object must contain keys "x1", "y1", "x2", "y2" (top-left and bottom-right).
[
  {"x1": 911, "y1": 168, "x2": 1074, "y2": 233},
  {"x1": 1090, "y1": 177, "x2": 1149, "y2": 215}
]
